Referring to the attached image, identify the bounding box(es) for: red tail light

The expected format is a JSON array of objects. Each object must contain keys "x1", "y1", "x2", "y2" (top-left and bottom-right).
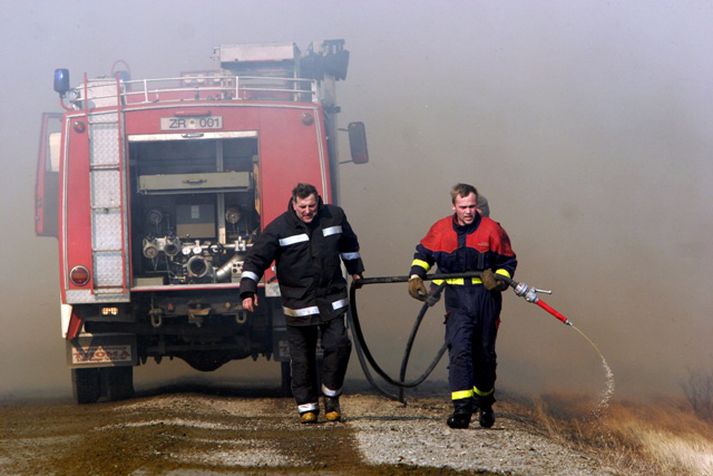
[{"x1": 69, "y1": 265, "x2": 90, "y2": 286}]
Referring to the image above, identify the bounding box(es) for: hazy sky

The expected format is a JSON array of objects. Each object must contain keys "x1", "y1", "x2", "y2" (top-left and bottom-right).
[{"x1": 2, "y1": 0, "x2": 712, "y2": 401}]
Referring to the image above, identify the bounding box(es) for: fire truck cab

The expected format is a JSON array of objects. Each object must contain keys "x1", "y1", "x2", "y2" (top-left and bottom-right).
[{"x1": 35, "y1": 40, "x2": 368, "y2": 403}]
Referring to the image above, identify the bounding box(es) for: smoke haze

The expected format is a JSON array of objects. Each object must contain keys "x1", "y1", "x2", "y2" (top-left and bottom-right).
[{"x1": 2, "y1": 0, "x2": 712, "y2": 400}]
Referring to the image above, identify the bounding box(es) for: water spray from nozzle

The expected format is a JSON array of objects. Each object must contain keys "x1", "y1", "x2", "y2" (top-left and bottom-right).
[{"x1": 496, "y1": 275, "x2": 614, "y2": 416}]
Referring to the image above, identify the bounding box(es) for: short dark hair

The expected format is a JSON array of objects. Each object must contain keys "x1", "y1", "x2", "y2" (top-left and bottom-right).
[
  {"x1": 292, "y1": 183, "x2": 319, "y2": 202},
  {"x1": 450, "y1": 183, "x2": 478, "y2": 204}
]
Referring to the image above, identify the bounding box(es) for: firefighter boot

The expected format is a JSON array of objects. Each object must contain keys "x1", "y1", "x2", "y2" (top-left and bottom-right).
[
  {"x1": 300, "y1": 411, "x2": 318, "y2": 424},
  {"x1": 446, "y1": 398, "x2": 473, "y2": 429},
  {"x1": 324, "y1": 397, "x2": 342, "y2": 422},
  {"x1": 475, "y1": 394, "x2": 496, "y2": 428},
  {"x1": 478, "y1": 405, "x2": 495, "y2": 428}
]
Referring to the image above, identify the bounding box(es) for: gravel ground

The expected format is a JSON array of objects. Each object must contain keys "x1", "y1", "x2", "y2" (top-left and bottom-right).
[
  {"x1": 345, "y1": 394, "x2": 616, "y2": 475},
  {"x1": 0, "y1": 390, "x2": 619, "y2": 475}
]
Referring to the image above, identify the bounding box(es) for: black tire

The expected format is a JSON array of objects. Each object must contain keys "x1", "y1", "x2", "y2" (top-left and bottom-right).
[
  {"x1": 71, "y1": 368, "x2": 101, "y2": 404},
  {"x1": 102, "y1": 366, "x2": 134, "y2": 401},
  {"x1": 280, "y1": 361, "x2": 292, "y2": 396}
]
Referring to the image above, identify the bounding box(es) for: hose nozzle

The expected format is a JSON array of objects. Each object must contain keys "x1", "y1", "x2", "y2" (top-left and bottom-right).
[
  {"x1": 510, "y1": 280, "x2": 572, "y2": 326},
  {"x1": 513, "y1": 281, "x2": 551, "y2": 303}
]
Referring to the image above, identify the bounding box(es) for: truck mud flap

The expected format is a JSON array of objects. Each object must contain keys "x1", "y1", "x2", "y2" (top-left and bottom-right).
[{"x1": 67, "y1": 334, "x2": 137, "y2": 368}]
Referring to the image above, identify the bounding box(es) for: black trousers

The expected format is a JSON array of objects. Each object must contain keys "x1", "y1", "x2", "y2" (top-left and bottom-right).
[
  {"x1": 287, "y1": 314, "x2": 352, "y2": 410},
  {"x1": 444, "y1": 285, "x2": 502, "y2": 405}
]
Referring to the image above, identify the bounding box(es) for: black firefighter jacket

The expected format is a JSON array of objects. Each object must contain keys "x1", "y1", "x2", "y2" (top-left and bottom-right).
[{"x1": 239, "y1": 200, "x2": 364, "y2": 326}]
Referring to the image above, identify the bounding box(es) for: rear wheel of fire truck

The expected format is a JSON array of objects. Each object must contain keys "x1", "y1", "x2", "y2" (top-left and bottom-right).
[
  {"x1": 71, "y1": 368, "x2": 101, "y2": 404},
  {"x1": 280, "y1": 361, "x2": 292, "y2": 396},
  {"x1": 102, "y1": 366, "x2": 134, "y2": 401}
]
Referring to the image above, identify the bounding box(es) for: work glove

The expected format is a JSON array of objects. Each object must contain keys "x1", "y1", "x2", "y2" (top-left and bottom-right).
[
  {"x1": 408, "y1": 275, "x2": 428, "y2": 302},
  {"x1": 482, "y1": 269, "x2": 509, "y2": 292}
]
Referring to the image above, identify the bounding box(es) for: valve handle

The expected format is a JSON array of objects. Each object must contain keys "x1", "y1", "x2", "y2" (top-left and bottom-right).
[{"x1": 532, "y1": 287, "x2": 552, "y2": 295}]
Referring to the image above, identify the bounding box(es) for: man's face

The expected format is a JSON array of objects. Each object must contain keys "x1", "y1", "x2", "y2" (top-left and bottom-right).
[
  {"x1": 453, "y1": 193, "x2": 478, "y2": 226},
  {"x1": 293, "y1": 194, "x2": 318, "y2": 223}
]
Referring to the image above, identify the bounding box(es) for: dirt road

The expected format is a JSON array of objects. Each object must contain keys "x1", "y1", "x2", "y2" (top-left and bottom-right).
[{"x1": 0, "y1": 387, "x2": 615, "y2": 475}]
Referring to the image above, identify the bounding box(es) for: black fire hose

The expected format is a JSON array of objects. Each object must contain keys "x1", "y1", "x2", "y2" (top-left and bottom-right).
[
  {"x1": 397, "y1": 282, "x2": 447, "y2": 403},
  {"x1": 348, "y1": 271, "x2": 484, "y2": 401}
]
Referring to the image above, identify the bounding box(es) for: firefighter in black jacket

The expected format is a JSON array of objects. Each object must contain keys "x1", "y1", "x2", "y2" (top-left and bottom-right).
[
  {"x1": 408, "y1": 183, "x2": 516, "y2": 429},
  {"x1": 240, "y1": 183, "x2": 364, "y2": 424}
]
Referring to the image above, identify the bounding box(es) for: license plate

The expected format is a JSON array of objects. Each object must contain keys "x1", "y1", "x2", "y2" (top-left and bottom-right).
[{"x1": 160, "y1": 116, "x2": 223, "y2": 131}]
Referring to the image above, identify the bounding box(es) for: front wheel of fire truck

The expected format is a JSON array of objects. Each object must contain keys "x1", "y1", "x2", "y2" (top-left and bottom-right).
[{"x1": 71, "y1": 368, "x2": 101, "y2": 404}]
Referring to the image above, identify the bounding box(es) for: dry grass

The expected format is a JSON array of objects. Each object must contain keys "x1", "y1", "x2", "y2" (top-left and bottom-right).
[
  {"x1": 507, "y1": 393, "x2": 713, "y2": 475},
  {"x1": 682, "y1": 369, "x2": 713, "y2": 422}
]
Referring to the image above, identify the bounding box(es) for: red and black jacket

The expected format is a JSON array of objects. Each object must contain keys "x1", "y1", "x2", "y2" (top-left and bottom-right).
[{"x1": 410, "y1": 213, "x2": 516, "y2": 283}]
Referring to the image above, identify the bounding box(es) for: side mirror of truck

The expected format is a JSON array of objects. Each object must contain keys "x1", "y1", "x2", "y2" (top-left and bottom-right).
[{"x1": 347, "y1": 122, "x2": 369, "y2": 164}]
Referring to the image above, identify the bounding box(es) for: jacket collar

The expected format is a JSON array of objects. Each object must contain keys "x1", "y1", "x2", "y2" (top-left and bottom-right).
[{"x1": 451, "y1": 212, "x2": 481, "y2": 234}]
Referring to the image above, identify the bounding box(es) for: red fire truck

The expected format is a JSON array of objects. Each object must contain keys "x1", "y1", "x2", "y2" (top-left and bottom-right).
[{"x1": 35, "y1": 40, "x2": 368, "y2": 403}]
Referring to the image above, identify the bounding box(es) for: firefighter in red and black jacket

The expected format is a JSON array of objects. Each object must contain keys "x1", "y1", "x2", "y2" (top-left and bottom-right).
[
  {"x1": 240, "y1": 183, "x2": 364, "y2": 424},
  {"x1": 408, "y1": 184, "x2": 516, "y2": 429}
]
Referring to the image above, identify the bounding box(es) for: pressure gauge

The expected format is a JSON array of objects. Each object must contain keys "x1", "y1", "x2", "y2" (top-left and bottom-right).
[
  {"x1": 147, "y1": 209, "x2": 163, "y2": 226},
  {"x1": 225, "y1": 207, "x2": 241, "y2": 225}
]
